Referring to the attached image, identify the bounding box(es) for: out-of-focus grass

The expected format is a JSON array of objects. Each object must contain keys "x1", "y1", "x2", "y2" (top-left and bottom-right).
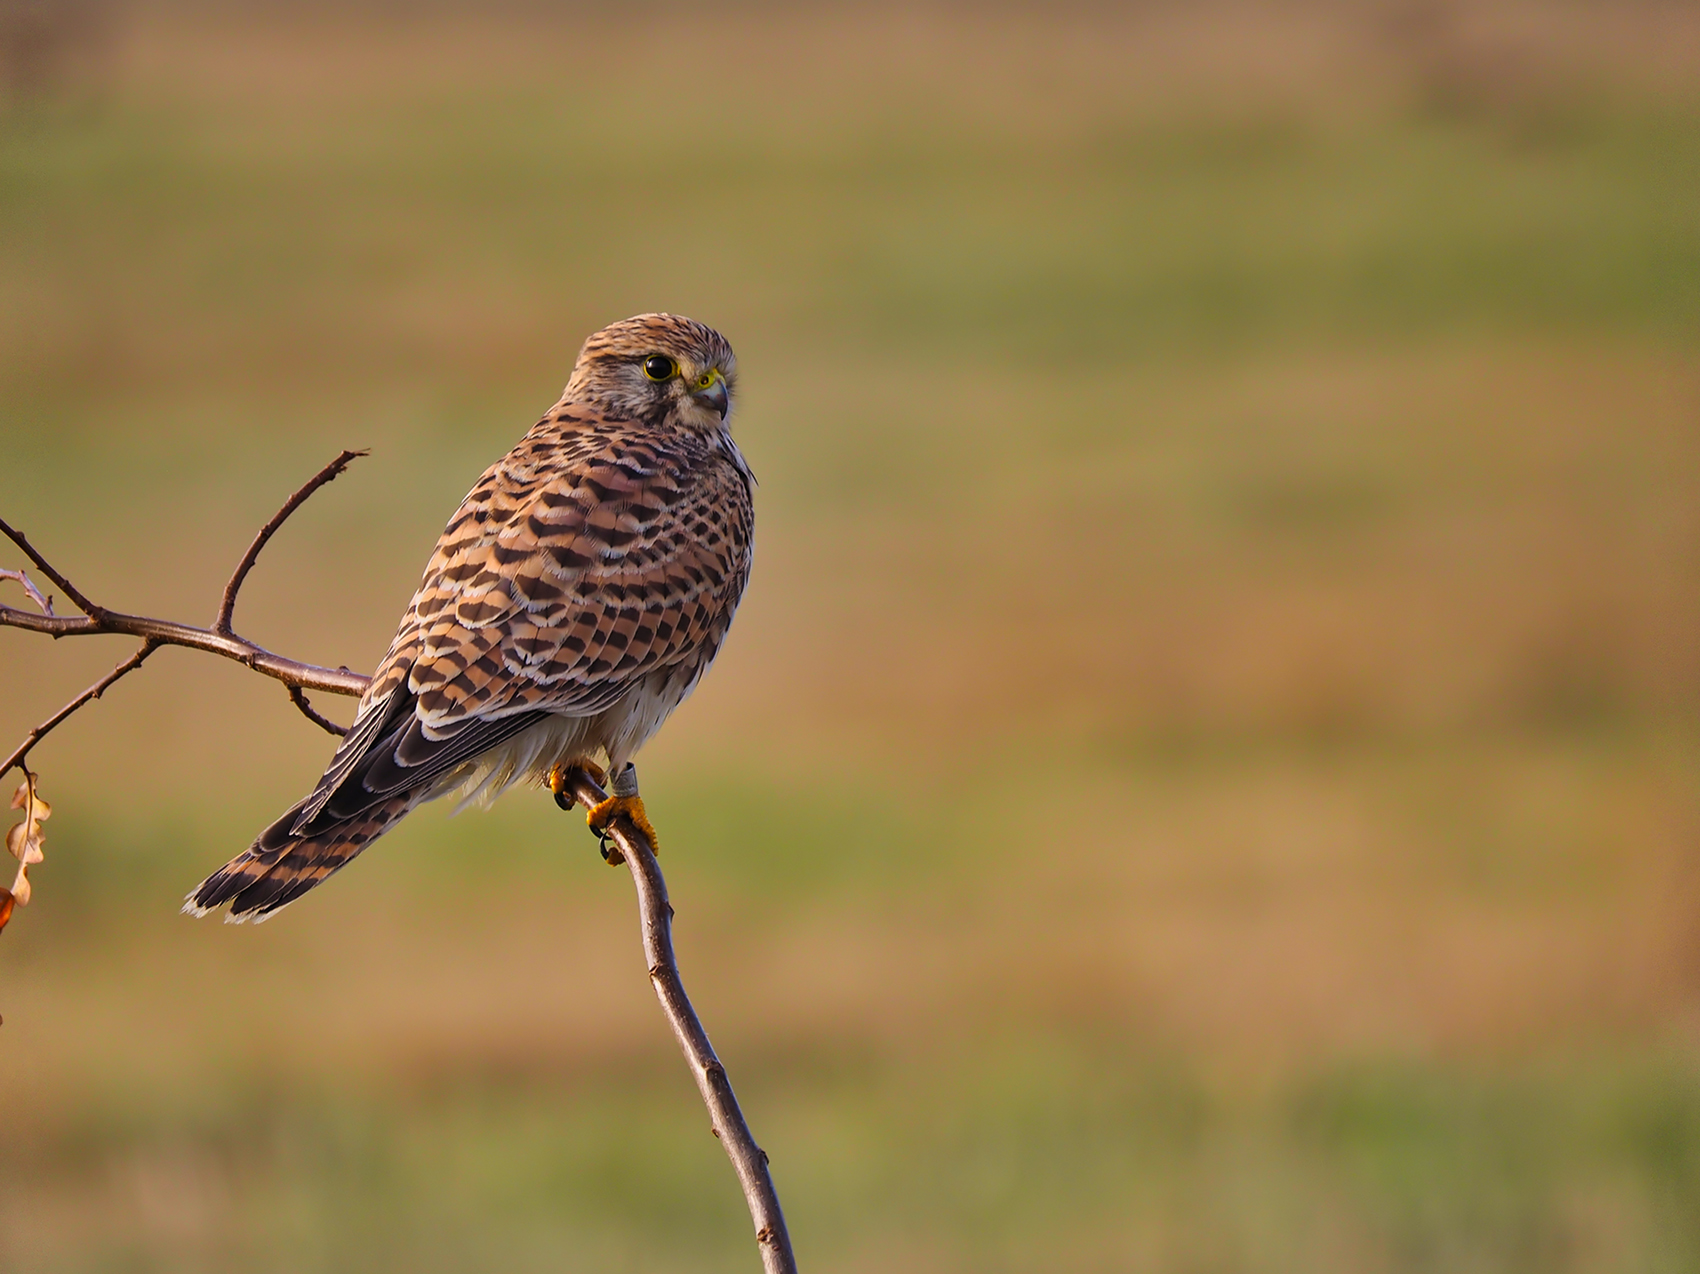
[
  {"x1": 1, "y1": 3, "x2": 1699, "y2": 1270},
  {"x1": 9, "y1": 1047, "x2": 1700, "y2": 1272}
]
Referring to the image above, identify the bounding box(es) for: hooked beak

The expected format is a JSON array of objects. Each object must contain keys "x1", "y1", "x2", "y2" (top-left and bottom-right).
[{"x1": 691, "y1": 374, "x2": 729, "y2": 420}]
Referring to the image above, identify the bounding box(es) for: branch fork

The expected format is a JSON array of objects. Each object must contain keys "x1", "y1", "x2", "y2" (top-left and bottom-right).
[
  {"x1": 0, "y1": 450, "x2": 372, "y2": 928},
  {"x1": 0, "y1": 449, "x2": 369, "y2": 766},
  {"x1": 0, "y1": 450, "x2": 799, "y2": 1270}
]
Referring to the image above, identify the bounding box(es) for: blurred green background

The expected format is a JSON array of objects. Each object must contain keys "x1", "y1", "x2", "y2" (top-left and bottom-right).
[{"x1": 1, "y1": 1, "x2": 1698, "y2": 1270}]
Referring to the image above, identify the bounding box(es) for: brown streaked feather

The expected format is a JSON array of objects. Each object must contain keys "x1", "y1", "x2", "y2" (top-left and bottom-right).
[
  {"x1": 392, "y1": 417, "x2": 752, "y2": 729},
  {"x1": 187, "y1": 796, "x2": 415, "y2": 921},
  {"x1": 187, "y1": 313, "x2": 754, "y2": 921}
]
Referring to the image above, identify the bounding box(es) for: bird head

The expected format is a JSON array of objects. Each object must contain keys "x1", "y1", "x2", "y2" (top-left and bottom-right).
[{"x1": 562, "y1": 313, "x2": 738, "y2": 432}]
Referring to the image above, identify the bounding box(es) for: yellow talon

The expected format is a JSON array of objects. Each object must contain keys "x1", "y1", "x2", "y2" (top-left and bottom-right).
[
  {"x1": 547, "y1": 759, "x2": 607, "y2": 810},
  {"x1": 586, "y1": 794, "x2": 659, "y2": 861},
  {"x1": 549, "y1": 760, "x2": 654, "y2": 865}
]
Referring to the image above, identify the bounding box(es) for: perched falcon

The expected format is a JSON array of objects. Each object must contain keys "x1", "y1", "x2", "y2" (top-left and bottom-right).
[{"x1": 186, "y1": 314, "x2": 753, "y2": 921}]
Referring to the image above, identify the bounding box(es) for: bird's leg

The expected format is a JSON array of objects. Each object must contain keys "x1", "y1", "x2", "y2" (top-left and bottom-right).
[
  {"x1": 584, "y1": 762, "x2": 659, "y2": 864},
  {"x1": 549, "y1": 756, "x2": 621, "y2": 863}
]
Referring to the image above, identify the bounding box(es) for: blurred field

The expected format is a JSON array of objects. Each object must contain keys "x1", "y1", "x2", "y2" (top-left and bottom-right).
[{"x1": 1, "y1": 2, "x2": 1699, "y2": 1270}]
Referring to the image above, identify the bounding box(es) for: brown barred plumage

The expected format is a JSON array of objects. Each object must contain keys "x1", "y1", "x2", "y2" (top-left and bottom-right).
[{"x1": 186, "y1": 314, "x2": 753, "y2": 921}]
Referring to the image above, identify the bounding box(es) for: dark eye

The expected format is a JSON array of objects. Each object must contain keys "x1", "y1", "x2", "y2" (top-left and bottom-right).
[{"x1": 642, "y1": 354, "x2": 678, "y2": 382}]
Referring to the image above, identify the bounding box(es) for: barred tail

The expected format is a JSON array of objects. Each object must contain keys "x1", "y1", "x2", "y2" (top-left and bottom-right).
[{"x1": 183, "y1": 794, "x2": 415, "y2": 922}]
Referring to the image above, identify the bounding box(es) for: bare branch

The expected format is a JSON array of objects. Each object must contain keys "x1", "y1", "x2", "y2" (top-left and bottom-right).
[
  {"x1": 287, "y1": 684, "x2": 348, "y2": 737},
  {"x1": 0, "y1": 568, "x2": 54, "y2": 616},
  {"x1": 0, "y1": 452, "x2": 371, "y2": 940},
  {"x1": 1, "y1": 639, "x2": 157, "y2": 780},
  {"x1": 0, "y1": 517, "x2": 107, "y2": 620},
  {"x1": 216, "y1": 449, "x2": 368, "y2": 636},
  {"x1": 559, "y1": 767, "x2": 799, "y2": 1274},
  {"x1": 2, "y1": 452, "x2": 801, "y2": 1265},
  {"x1": 0, "y1": 450, "x2": 375, "y2": 699},
  {"x1": 0, "y1": 602, "x2": 369, "y2": 697}
]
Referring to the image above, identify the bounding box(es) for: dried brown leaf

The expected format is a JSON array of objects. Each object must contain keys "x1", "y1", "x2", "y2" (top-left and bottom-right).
[
  {"x1": 5, "y1": 821, "x2": 42, "y2": 864},
  {"x1": 3, "y1": 776, "x2": 48, "y2": 924}
]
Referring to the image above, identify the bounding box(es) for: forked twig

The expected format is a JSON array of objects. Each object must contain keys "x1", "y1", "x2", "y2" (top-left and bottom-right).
[
  {"x1": 0, "y1": 519, "x2": 107, "y2": 620},
  {"x1": 1, "y1": 452, "x2": 797, "y2": 1271},
  {"x1": 560, "y1": 767, "x2": 799, "y2": 1274},
  {"x1": 0, "y1": 451, "x2": 371, "y2": 721},
  {"x1": 216, "y1": 449, "x2": 367, "y2": 635},
  {"x1": 0, "y1": 568, "x2": 53, "y2": 616},
  {"x1": 0, "y1": 451, "x2": 371, "y2": 783},
  {"x1": 0, "y1": 592, "x2": 368, "y2": 696}
]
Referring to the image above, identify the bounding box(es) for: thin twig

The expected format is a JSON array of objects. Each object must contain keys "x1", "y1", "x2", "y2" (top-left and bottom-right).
[
  {"x1": 0, "y1": 601, "x2": 369, "y2": 696},
  {"x1": 216, "y1": 449, "x2": 367, "y2": 636},
  {"x1": 2, "y1": 454, "x2": 799, "y2": 1266},
  {"x1": 287, "y1": 684, "x2": 348, "y2": 737},
  {"x1": 1, "y1": 639, "x2": 157, "y2": 779},
  {"x1": 0, "y1": 568, "x2": 54, "y2": 616},
  {"x1": 561, "y1": 768, "x2": 798, "y2": 1274},
  {"x1": 0, "y1": 450, "x2": 374, "y2": 699},
  {"x1": 0, "y1": 518, "x2": 107, "y2": 620}
]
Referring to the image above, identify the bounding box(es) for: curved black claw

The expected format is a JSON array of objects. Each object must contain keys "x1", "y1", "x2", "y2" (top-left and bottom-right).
[{"x1": 546, "y1": 759, "x2": 607, "y2": 813}]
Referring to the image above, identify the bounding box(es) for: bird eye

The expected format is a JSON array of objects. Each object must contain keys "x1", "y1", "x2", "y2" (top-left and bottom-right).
[{"x1": 642, "y1": 355, "x2": 678, "y2": 382}]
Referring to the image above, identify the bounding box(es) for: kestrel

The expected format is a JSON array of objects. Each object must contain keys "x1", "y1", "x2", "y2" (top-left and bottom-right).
[{"x1": 186, "y1": 314, "x2": 753, "y2": 921}]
